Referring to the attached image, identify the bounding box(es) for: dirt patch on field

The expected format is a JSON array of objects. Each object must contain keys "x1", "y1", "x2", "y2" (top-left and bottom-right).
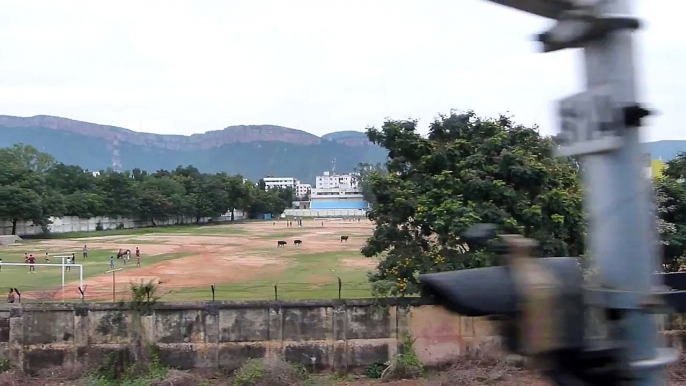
[
  {"x1": 340, "y1": 258, "x2": 377, "y2": 269},
  {"x1": 46, "y1": 220, "x2": 377, "y2": 300}
]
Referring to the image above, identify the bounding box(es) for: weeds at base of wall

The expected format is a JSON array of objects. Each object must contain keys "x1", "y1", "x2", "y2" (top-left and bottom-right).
[
  {"x1": 232, "y1": 357, "x2": 310, "y2": 386},
  {"x1": 379, "y1": 333, "x2": 425, "y2": 381},
  {"x1": 0, "y1": 356, "x2": 10, "y2": 373}
]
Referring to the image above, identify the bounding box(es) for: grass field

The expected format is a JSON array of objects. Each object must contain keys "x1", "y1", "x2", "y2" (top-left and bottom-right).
[{"x1": 0, "y1": 219, "x2": 377, "y2": 302}]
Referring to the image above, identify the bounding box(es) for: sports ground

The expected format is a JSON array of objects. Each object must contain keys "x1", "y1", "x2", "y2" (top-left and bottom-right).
[{"x1": 0, "y1": 219, "x2": 377, "y2": 302}]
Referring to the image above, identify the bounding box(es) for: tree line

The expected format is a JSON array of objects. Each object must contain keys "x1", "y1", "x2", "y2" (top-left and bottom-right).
[
  {"x1": 360, "y1": 111, "x2": 686, "y2": 296},
  {"x1": 0, "y1": 144, "x2": 294, "y2": 235}
]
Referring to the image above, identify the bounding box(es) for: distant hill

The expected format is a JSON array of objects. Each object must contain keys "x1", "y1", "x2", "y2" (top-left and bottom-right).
[
  {"x1": 0, "y1": 115, "x2": 387, "y2": 184},
  {"x1": 645, "y1": 140, "x2": 686, "y2": 161}
]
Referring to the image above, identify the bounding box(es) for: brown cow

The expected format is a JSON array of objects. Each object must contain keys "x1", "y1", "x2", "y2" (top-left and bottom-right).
[
  {"x1": 277, "y1": 240, "x2": 287, "y2": 248},
  {"x1": 340, "y1": 236, "x2": 349, "y2": 242}
]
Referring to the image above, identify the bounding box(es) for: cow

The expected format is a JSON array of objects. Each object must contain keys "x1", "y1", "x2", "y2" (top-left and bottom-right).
[
  {"x1": 340, "y1": 236, "x2": 349, "y2": 242},
  {"x1": 277, "y1": 240, "x2": 287, "y2": 248},
  {"x1": 116, "y1": 249, "x2": 131, "y2": 259},
  {"x1": 293, "y1": 239, "x2": 302, "y2": 246}
]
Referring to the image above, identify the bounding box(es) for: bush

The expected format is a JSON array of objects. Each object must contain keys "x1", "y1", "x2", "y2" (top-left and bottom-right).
[
  {"x1": 365, "y1": 361, "x2": 387, "y2": 379},
  {"x1": 380, "y1": 334, "x2": 424, "y2": 381},
  {"x1": 0, "y1": 356, "x2": 10, "y2": 373},
  {"x1": 95, "y1": 221, "x2": 104, "y2": 231},
  {"x1": 233, "y1": 358, "x2": 309, "y2": 386},
  {"x1": 117, "y1": 222, "x2": 125, "y2": 230}
]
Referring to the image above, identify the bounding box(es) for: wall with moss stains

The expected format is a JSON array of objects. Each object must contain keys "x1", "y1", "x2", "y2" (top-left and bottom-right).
[{"x1": 0, "y1": 299, "x2": 497, "y2": 374}]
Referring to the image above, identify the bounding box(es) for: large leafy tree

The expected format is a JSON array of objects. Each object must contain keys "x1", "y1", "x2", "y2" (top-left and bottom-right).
[
  {"x1": 655, "y1": 153, "x2": 686, "y2": 271},
  {"x1": 0, "y1": 145, "x2": 61, "y2": 234},
  {"x1": 362, "y1": 112, "x2": 585, "y2": 295}
]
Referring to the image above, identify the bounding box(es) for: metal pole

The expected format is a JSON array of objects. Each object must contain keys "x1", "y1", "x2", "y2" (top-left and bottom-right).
[
  {"x1": 61, "y1": 256, "x2": 65, "y2": 303},
  {"x1": 113, "y1": 271, "x2": 116, "y2": 302},
  {"x1": 580, "y1": 1, "x2": 660, "y2": 384}
]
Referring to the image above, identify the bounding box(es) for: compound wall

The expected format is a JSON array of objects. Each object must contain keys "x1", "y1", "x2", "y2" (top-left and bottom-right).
[
  {"x1": 0, "y1": 211, "x2": 245, "y2": 236},
  {"x1": 283, "y1": 209, "x2": 368, "y2": 218},
  {"x1": 0, "y1": 299, "x2": 498, "y2": 375}
]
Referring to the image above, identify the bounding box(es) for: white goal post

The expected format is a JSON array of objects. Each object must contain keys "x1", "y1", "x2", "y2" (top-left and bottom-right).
[{"x1": 0, "y1": 257, "x2": 84, "y2": 302}]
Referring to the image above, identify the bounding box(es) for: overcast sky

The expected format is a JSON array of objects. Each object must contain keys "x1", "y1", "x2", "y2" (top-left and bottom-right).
[{"x1": 0, "y1": 1, "x2": 683, "y2": 141}]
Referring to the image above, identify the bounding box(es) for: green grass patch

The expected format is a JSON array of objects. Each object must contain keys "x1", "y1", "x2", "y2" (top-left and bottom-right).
[
  {"x1": 0, "y1": 249, "x2": 193, "y2": 293},
  {"x1": 167, "y1": 251, "x2": 374, "y2": 301}
]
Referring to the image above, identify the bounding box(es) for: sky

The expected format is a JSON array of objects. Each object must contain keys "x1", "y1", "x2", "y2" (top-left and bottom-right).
[{"x1": 0, "y1": 1, "x2": 683, "y2": 142}]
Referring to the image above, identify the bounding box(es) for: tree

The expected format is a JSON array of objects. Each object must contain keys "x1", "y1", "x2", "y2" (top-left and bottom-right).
[
  {"x1": 0, "y1": 149, "x2": 56, "y2": 234},
  {"x1": 96, "y1": 171, "x2": 140, "y2": 217},
  {"x1": 362, "y1": 112, "x2": 585, "y2": 295},
  {"x1": 226, "y1": 175, "x2": 250, "y2": 221},
  {"x1": 655, "y1": 176, "x2": 686, "y2": 272},
  {"x1": 0, "y1": 144, "x2": 56, "y2": 174},
  {"x1": 354, "y1": 162, "x2": 386, "y2": 208},
  {"x1": 137, "y1": 178, "x2": 186, "y2": 225},
  {"x1": 0, "y1": 186, "x2": 45, "y2": 235}
]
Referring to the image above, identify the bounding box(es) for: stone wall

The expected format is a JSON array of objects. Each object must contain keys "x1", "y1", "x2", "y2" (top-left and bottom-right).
[{"x1": 0, "y1": 299, "x2": 497, "y2": 374}]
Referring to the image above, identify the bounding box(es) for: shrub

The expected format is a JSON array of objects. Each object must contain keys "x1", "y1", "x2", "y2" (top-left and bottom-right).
[
  {"x1": 0, "y1": 356, "x2": 10, "y2": 373},
  {"x1": 233, "y1": 357, "x2": 309, "y2": 386},
  {"x1": 380, "y1": 334, "x2": 424, "y2": 381},
  {"x1": 117, "y1": 222, "x2": 125, "y2": 230},
  {"x1": 365, "y1": 361, "x2": 387, "y2": 379},
  {"x1": 95, "y1": 221, "x2": 104, "y2": 231}
]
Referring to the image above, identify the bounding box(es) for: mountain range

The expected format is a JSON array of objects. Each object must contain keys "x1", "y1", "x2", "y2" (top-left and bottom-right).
[
  {"x1": 0, "y1": 115, "x2": 387, "y2": 184},
  {"x1": 1, "y1": 115, "x2": 684, "y2": 183}
]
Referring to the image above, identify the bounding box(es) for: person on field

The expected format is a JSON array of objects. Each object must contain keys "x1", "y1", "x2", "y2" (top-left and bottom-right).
[
  {"x1": 0, "y1": 257, "x2": 3, "y2": 272},
  {"x1": 82, "y1": 245, "x2": 88, "y2": 259},
  {"x1": 109, "y1": 256, "x2": 115, "y2": 269},
  {"x1": 45, "y1": 253, "x2": 50, "y2": 263},
  {"x1": 66, "y1": 255, "x2": 72, "y2": 272},
  {"x1": 27, "y1": 254, "x2": 36, "y2": 273},
  {"x1": 135, "y1": 246, "x2": 140, "y2": 259},
  {"x1": 136, "y1": 252, "x2": 141, "y2": 267}
]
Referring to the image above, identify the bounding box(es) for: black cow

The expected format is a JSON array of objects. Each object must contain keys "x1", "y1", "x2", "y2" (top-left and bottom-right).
[
  {"x1": 340, "y1": 236, "x2": 349, "y2": 242},
  {"x1": 277, "y1": 240, "x2": 287, "y2": 247},
  {"x1": 294, "y1": 239, "x2": 302, "y2": 246}
]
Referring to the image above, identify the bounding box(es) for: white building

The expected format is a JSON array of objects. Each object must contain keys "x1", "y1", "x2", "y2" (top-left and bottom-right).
[
  {"x1": 263, "y1": 177, "x2": 299, "y2": 191},
  {"x1": 310, "y1": 171, "x2": 366, "y2": 210},
  {"x1": 296, "y1": 183, "x2": 312, "y2": 198},
  {"x1": 315, "y1": 171, "x2": 359, "y2": 190}
]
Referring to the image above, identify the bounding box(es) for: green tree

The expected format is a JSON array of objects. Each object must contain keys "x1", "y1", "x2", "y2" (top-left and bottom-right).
[
  {"x1": 362, "y1": 112, "x2": 584, "y2": 295},
  {"x1": 0, "y1": 143, "x2": 56, "y2": 174},
  {"x1": 0, "y1": 186, "x2": 45, "y2": 235},
  {"x1": 137, "y1": 178, "x2": 186, "y2": 225},
  {"x1": 0, "y1": 146, "x2": 59, "y2": 233},
  {"x1": 96, "y1": 171, "x2": 140, "y2": 217},
  {"x1": 354, "y1": 162, "x2": 386, "y2": 208},
  {"x1": 226, "y1": 175, "x2": 250, "y2": 221}
]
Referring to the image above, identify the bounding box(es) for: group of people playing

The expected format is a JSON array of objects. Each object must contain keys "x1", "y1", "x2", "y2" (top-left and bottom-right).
[
  {"x1": 0, "y1": 244, "x2": 142, "y2": 274},
  {"x1": 110, "y1": 246, "x2": 141, "y2": 269}
]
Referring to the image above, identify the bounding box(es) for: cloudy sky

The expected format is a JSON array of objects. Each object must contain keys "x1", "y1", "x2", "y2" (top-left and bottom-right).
[{"x1": 0, "y1": 1, "x2": 682, "y2": 141}]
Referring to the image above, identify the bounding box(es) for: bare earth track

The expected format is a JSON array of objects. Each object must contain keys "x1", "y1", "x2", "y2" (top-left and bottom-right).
[{"x1": 26, "y1": 220, "x2": 376, "y2": 300}]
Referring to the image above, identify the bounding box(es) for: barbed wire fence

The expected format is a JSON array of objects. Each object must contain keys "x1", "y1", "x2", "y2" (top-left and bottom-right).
[{"x1": 4, "y1": 277, "x2": 374, "y2": 304}]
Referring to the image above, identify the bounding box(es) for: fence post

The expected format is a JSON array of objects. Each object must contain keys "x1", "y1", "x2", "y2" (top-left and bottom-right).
[
  {"x1": 211, "y1": 285, "x2": 215, "y2": 302},
  {"x1": 78, "y1": 286, "x2": 86, "y2": 303},
  {"x1": 274, "y1": 283, "x2": 278, "y2": 301},
  {"x1": 13, "y1": 288, "x2": 21, "y2": 303},
  {"x1": 337, "y1": 277, "x2": 342, "y2": 299}
]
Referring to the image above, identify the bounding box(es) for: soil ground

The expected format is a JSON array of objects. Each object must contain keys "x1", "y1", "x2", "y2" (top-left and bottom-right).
[{"x1": 0, "y1": 219, "x2": 377, "y2": 302}]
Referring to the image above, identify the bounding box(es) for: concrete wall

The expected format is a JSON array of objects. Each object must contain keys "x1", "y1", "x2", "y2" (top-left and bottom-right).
[
  {"x1": 0, "y1": 299, "x2": 497, "y2": 375},
  {"x1": 283, "y1": 209, "x2": 368, "y2": 218},
  {"x1": 0, "y1": 211, "x2": 245, "y2": 236}
]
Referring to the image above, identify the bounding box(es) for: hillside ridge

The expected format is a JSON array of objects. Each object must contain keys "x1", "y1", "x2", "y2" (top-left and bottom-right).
[{"x1": 0, "y1": 115, "x2": 373, "y2": 150}]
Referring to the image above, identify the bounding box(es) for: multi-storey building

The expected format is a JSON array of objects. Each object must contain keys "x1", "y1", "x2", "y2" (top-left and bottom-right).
[
  {"x1": 310, "y1": 171, "x2": 367, "y2": 210},
  {"x1": 263, "y1": 177, "x2": 299, "y2": 191}
]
